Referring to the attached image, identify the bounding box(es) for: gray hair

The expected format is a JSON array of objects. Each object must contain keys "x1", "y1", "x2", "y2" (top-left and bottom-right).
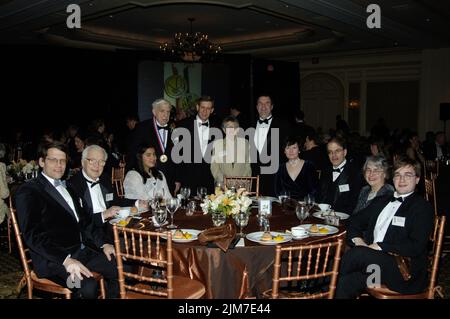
[
  {"x1": 152, "y1": 98, "x2": 172, "y2": 110},
  {"x1": 363, "y1": 155, "x2": 390, "y2": 179},
  {"x1": 82, "y1": 144, "x2": 108, "y2": 161},
  {"x1": 0, "y1": 143, "x2": 5, "y2": 159}
]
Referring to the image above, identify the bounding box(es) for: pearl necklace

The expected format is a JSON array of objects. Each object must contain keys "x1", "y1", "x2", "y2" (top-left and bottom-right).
[{"x1": 287, "y1": 158, "x2": 301, "y2": 166}]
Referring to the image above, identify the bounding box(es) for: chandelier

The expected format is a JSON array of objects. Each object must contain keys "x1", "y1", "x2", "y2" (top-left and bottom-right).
[{"x1": 160, "y1": 18, "x2": 222, "y2": 62}]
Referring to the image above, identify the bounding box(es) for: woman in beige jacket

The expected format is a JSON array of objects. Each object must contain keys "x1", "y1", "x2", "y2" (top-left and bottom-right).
[{"x1": 211, "y1": 116, "x2": 252, "y2": 185}]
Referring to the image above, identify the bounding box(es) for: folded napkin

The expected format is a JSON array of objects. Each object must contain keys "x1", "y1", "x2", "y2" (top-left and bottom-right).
[{"x1": 198, "y1": 223, "x2": 237, "y2": 252}]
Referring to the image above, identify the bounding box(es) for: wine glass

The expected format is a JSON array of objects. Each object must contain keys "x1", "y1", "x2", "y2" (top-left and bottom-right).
[
  {"x1": 197, "y1": 186, "x2": 207, "y2": 200},
  {"x1": 180, "y1": 187, "x2": 191, "y2": 207},
  {"x1": 304, "y1": 194, "x2": 315, "y2": 212},
  {"x1": 295, "y1": 203, "x2": 309, "y2": 224},
  {"x1": 154, "y1": 208, "x2": 167, "y2": 232},
  {"x1": 166, "y1": 198, "x2": 180, "y2": 229},
  {"x1": 279, "y1": 190, "x2": 290, "y2": 212},
  {"x1": 234, "y1": 212, "x2": 249, "y2": 237},
  {"x1": 154, "y1": 188, "x2": 165, "y2": 206}
]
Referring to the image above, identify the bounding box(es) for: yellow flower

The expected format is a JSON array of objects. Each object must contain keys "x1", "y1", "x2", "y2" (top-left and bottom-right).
[{"x1": 222, "y1": 197, "x2": 231, "y2": 206}]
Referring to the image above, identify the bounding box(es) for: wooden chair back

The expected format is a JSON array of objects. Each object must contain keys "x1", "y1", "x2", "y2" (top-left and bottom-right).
[
  {"x1": 424, "y1": 175, "x2": 437, "y2": 216},
  {"x1": 424, "y1": 160, "x2": 439, "y2": 178},
  {"x1": 113, "y1": 226, "x2": 174, "y2": 298},
  {"x1": 11, "y1": 208, "x2": 105, "y2": 299},
  {"x1": 224, "y1": 176, "x2": 259, "y2": 196},
  {"x1": 112, "y1": 166, "x2": 125, "y2": 198},
  {"x1": 267, "y1": 239, "x2": 344, "y2": 299}
]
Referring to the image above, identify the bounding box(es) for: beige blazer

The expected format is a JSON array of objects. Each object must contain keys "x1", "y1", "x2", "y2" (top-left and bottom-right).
[
  {"x1": 0, "y1": 162, "x2": 10, "y2": 224},
  {"x1": 210, "y1": 137, "x2": 252, "y2": 184}
]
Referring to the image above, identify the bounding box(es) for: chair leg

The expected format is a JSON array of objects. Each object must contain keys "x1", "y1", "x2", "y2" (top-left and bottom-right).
[
  {"x1": 26, "y1": 280, "x2": 33, "y2": 299},
  {"x1": 99, "y1": 278, "x2": 106, "y2": 299},
  {"x1": 7, "y1": 216, "x2": 12, "y2": 254}
]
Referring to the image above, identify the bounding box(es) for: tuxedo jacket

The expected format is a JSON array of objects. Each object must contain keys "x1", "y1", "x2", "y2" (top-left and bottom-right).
[
  {"x1": 67, "y1": 171, "x2": 135, "y2": 226},
  {"x1": 175, "y1": 116, "x2": 218, "y2": 194},
  {"x1": 317, "y1": 159, "x2": 365, "y2": 215},
  {"x1": 347, "y1": 193, "x2": 434, "y2": 291},
  {"x1": 15, "y1": 174, "x2": 106, "y2": 278},
  {"x1": 127, "y1": 118, "x2": 179, "y2": 194},
  {"x1": 249, "y1": 116, "x2": 290, "y2": 196}
]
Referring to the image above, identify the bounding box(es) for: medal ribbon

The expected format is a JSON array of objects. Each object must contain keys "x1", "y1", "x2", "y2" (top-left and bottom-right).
[{"x1": 153, "y1": 118, "x2": 166, "y2": 154}]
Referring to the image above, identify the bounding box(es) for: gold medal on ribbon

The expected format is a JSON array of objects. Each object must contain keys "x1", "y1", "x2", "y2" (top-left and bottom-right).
[{"x1": 160, "y1": 154, "x2": 168, "y2": 163}]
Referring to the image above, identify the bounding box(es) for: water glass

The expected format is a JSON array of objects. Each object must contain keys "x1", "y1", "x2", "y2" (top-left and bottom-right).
[
  {"x1": 234, "y1": 212, "x2": 249, "y2": 237},
  {"x1": 186, "y1": 200, "x2": 196, "y2": 216},
  {"x1": 211, "y1": 211, "x2": 226, "y2": 227},
  {"x1": 154, "y1": 208, "x2": 167, "y2": 232},
  {"x1": 180, "y1": 187, "x2": 191, "y2": 208},
  {"x1": 295, "y1": 203, "x2": 309, "y2": 224},
  {"x1": 166, "y1": 198, "x2": 179, "y2": 229},
  {"x1": 197, "y1": 186, "x2": 207, "y2": 200}
]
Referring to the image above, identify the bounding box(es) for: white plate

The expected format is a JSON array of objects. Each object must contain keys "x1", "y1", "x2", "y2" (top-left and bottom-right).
[
  {"x1": 161, "y1": 229, "x2": 201, "y2": 243},
  {"x1": 109, "y1": 218, "x2": 129, "y2": 227},
  {"x1": 246, "y1": 231, "x2": 293, "y2": 245},
  {"x1": 312, "y1": 211, "x2": 350, "y2": 220},
  {"x1": 300, "y1": 224, "x2": 339, "y2": 236}
]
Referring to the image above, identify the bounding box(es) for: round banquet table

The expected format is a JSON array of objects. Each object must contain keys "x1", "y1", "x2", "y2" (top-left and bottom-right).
[{"x1": 126, "y1": 203, "x2": 346, "y2": 299}]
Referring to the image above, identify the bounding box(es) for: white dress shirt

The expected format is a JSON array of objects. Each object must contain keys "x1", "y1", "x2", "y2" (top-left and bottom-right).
[
  {"x1": 42, "y1": 172, "x2": 78, "y2": 222},
  {"x1": 195, "y1": 115, "x2": 210, "y2": 156},
  {"x1": 372, "y1": 191, "x2": 413, "y2": 244},
  {"x1": 254, "y1": 116, "x2": 273, "y2": 154},
  {"x1": 332, "y1": 159, "x2": 347, "y2": 182},
  {"x1": 82, "y1": 171, "x2": 106, "y2": 222}
]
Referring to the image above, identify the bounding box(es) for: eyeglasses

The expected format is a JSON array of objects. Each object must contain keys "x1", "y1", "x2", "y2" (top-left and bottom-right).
[
  {"x1": 393, "y1": 173, "x2": 416, "y2": 181},
  {"x1": 45, "y1": 157, "x2": 67, "y2": 165},
  {"x1": 364, "y1": 168, "x2": 384, "y2": 175},
  {"x1": 85, "y1": 158, "x2": 106, "y2": 166}
]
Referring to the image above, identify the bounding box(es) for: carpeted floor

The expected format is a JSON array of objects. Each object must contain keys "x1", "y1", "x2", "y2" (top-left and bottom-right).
[{"x1": 0, "y1": 223, "x2": 449, "y2": 299}]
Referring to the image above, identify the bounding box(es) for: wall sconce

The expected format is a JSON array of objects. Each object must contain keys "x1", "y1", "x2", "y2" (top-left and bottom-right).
[{"x1": 348, "y1": 99, "x2": 360, "y2": 109}]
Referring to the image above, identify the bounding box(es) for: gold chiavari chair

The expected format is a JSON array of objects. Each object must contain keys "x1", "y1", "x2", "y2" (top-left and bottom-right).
[
  {"x1": 113, "y1": 225, "x2": 205, "y2": 299},
  {"x1": 224, "y1": 176, "x2": 259, "y2": 197},
  {"x1": 367, "y1": 215, "x2": 446, "y2": 299},
  {"x1": 11, "y1": 208, "x2": 105, "y2": 299},
  {"x1": 424, "y1": 174, "x2": 437, "y2": 216},
  {"x1": 262, "y1": 238, "x2": 344, "y2": 299},
  {"x1": 112, "y1": 166, "x2": 125, "y2": 198}
]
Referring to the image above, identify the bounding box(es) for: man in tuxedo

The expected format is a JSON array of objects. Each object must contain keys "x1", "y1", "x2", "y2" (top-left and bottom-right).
[
  {"x1": 317, "y1": 137, "x2": 364, "y2": 214},
  {"x1": 335, "y1": 157, "x2": 434, "y2": 298},
  {"x1": 127, "y1": 99, "x2": 180, "y2": 195},
  {"x1": 15, "y1": 142, "x2": 119, "y2": 298},
  {"x1": 250, "y1": 95, "x2": 289, "y2": 197},
  {"x1": 423, "y1": 131, "x2": 449, "y2": 160},
  {"x1": 175, "y1": 95, "x2": 218, "y2": 194},
  {"x1": 68, "y1": 145, "x2": 139, "y2": 227}
]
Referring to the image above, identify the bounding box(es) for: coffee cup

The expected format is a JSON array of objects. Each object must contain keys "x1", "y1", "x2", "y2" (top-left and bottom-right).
[
  {"x1": 318, "y1": 203, "x2": 331, "y2": 212},
  {"x1": 118, "y1": 208, "x2": 130, "y2": 219},
  {"x1": 291, "y1": 226, "x2": 308, "y2": 238}
]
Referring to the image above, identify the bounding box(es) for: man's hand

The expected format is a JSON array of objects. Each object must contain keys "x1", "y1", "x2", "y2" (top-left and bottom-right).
[
  {"x1": 103, "y1": 244, "x2": 116, "y2": 261},
  {"x1": 63, "y1": 257, "x2": 93, "y2": 282},
  {"x1": 352, "y1": 237, "x2": 367, "y2": 247},
  {"x1": 102, "y1": 206, "x2": 121, "y2": 220}
]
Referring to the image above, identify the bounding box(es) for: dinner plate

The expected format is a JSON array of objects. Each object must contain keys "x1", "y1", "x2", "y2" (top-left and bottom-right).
[
  {"x1": 246, "y1": 231, "x2": 293, "y2": 245},
  {"x1": 109, "y1": 218, "x2": 130, "y2": 227},
  {"x1": 161, "y1": 229, "x2": 201, "y2": 243},
  {"x1": 312, "y1": 211, "x2": 350, "y2": 220},
  {"x1": 300, "y1": 224, "x2": 339, "y2": 236}
]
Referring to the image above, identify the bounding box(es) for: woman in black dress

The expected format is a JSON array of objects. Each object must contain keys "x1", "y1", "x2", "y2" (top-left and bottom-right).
[{"x1": 275, "y1": 137, "x2": 318, "y2": 200}]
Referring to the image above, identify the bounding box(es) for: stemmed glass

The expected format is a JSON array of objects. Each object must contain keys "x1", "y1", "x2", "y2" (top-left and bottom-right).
[
  {"x1": 154, "y1": 207, "x2": 167, "y2": 232},
  {"x1": 279, "y1": 190, "x2": 290, "y2": 212},
  {"x1": 180, "y1": 187, "x2": 191, "y2": 208},
  {"x1": 166, "y1": 198, "x2": 180, "y2": 229},
  {"x1": 234, "y1": 212, "x2": 250, "y2": 237},
  {"x1": 197, "y1": 186, "x2": 207, "y2": 200},
  {"x1": 295, "y1": 203, "x2": 309, "y2": 225},
  {"x1": 304, "y1": 194, "x2": 315, "y2": 213},
  {"x1": 154, "y1": 189, "x2": 165, "y2": 206}
]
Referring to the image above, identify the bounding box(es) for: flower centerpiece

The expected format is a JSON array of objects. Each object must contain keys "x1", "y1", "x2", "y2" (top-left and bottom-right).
[
  {"x1": 7, "y1": 159, "x2": 39, "y2": 180},
  {"x1": 200, "y1": 188, "x2": 252, "y2": 217}
]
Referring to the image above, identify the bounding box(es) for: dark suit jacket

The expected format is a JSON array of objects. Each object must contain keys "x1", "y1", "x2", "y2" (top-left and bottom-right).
[
  {"x1": 249, "y1": 116, "x2": 290, "y2": 196},
  {"x1": 15, "y1": 174, "x2": 106, "y2": 278},
  {"x1": 175, "y1": 116, "x2": 218, "y2": 194},
  {"x1": 347, "y1": 193, "x2": 434, "y2": 292},
  {"x1": 317, "y1": 159, "x2": 365, "y2": 215},
  {"x1": 127, "y1": 118, "x2": 179, "y2": 194},
  {"x1": 67, "y1": 171, "x2": 135, "y2": 226}
]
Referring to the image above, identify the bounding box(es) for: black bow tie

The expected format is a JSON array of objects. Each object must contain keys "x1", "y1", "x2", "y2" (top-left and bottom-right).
[
  {"x1": 390, "y1": 196, "x2": 403, "y2": 203},
  {"x1": 85, "y1": 178, "x2": 100, "y2": 188},
  {"x1": 199, "y1": 122, "x2": 209, "y2": 127},
  {"x1": 157, "y1": 125, "x2": 169, "y2": 130},
  {"x1": 258, "y1": 117, "x2": 272, "y2": 125},
  {"x1": 332, "y1": 168, "x2": 342, "y2": 173}
]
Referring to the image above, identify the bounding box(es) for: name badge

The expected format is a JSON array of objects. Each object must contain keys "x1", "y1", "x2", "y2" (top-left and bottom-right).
[
  {"x1": 392, "y1": 216, "x2": 406, "y2": 227},
  {"x1": 79, "y1": 198, "x2": 83, "y2": 208},
  {"x1": 106, "y1": 193, "x2": 114, "y2": 202},
  {"x1": 339, "y1": 184, "x2": 350, "y2": 192}
]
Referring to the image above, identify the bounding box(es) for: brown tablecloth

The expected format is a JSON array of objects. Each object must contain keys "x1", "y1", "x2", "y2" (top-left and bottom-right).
[{"x1": 128, "y1": 203, "x2": 346, "y2": 299}]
